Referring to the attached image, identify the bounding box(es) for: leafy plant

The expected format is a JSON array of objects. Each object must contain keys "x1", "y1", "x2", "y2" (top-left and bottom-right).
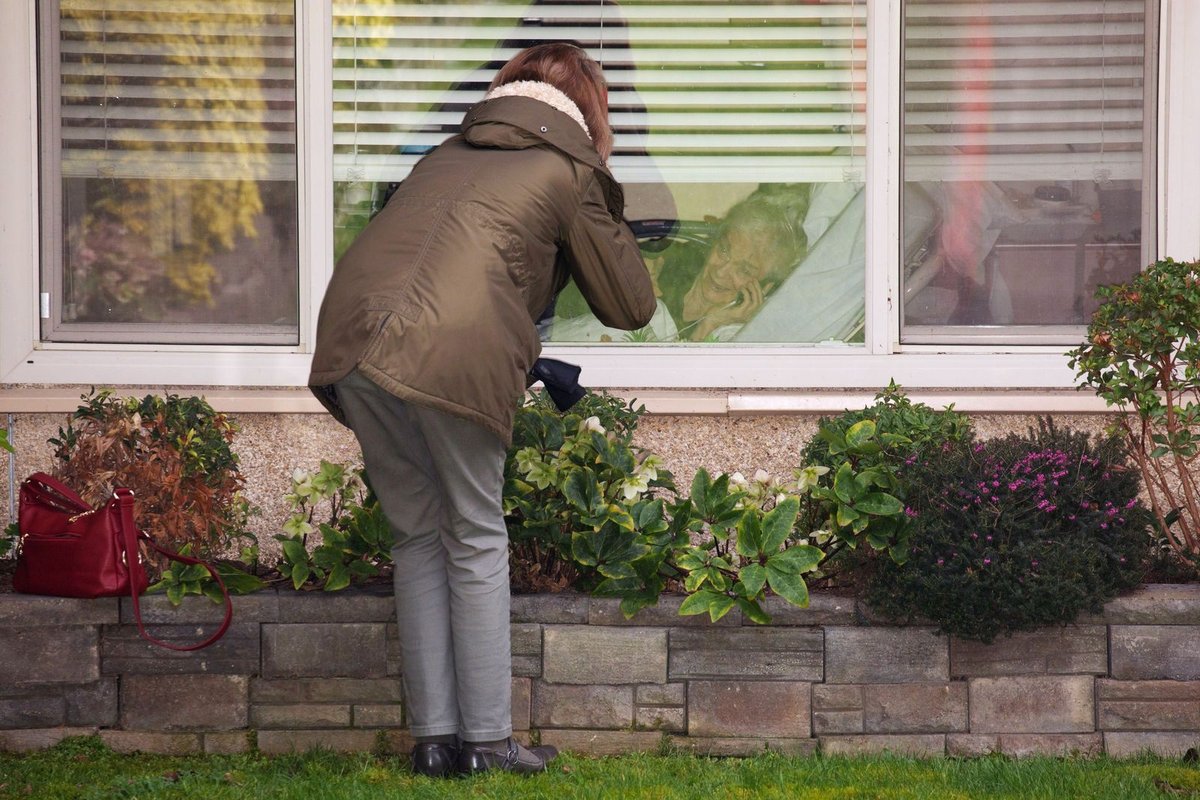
[
  {"x1": 147, "y1": 546, "x2": 266, "y2": 604},
  {"x1": 275, "y1": 460, "x2": 392, "y2": 590},
  {"x1": 802, "y1": 382, "x2": 974, "y2": 570},
  {"x1": 866, "y1": 420, "x2": 1151, "y2": 642},
  {"x1": 671, "y1": 468, "x2": 825, "y2": 623},
  {"x1": 0, "y1": 427, "x2": 12, "y2": 454},
  {"x1": 1067, "y1": 257, "x2": 1200, "y2": 564},
  {"x1": 49, "y1": 389, "x2": 254, "y2": 576},
  {"x1": 505, "y1": 392, "x2": 678, "y2": 609},
  {"x1": 1, "y1": 523, "x2": 17, "y2": 559}
]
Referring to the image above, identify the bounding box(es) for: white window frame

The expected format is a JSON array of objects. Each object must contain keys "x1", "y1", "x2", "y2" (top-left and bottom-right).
[{"x1": 1, "y1": 0, "x2": 1198, "y2": 395}]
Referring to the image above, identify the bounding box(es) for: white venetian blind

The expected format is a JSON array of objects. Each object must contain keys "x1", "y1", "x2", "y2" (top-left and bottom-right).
[
  {"x1": 332, "y1": 0, "x2": 866, "y2": 185},
  {"x1": 52, "y1": 0, "x2": 298, "y2": 181},
  {"x1": 904, "y1": 0, "x2": 1146, "y2": 182}
]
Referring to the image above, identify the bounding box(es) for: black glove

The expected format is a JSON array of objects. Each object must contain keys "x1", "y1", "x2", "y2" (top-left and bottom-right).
[{"x1": 529, "y1": 358, "x2": 586, "y2": 412}]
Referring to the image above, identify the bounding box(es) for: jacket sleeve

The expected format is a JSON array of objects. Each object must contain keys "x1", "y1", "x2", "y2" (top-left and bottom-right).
[{"x1": 560, "y1": 173, "x2": 657, "y2": 330}]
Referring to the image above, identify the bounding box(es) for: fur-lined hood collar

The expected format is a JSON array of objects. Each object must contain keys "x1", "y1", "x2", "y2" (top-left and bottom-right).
[
  {"x1": 484, "y1": 81, "x2": 591, "y2": 140},
  {"x1": 462, "y1": 87, "x2": 605, "y2": 174}
]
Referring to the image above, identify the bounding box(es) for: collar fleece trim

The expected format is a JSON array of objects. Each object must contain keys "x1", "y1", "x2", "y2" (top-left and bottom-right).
[{"x1": 483, "y1": 81, "x2": 591, "y2": 140}]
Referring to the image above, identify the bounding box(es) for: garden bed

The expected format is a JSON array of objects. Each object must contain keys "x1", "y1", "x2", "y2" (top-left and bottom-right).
[{"x1": 1, "y1": 584, "x2": 1197, "y2": 758}]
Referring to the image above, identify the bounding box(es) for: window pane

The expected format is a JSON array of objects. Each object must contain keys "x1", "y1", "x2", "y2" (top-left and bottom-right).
[
  {"x1": 901, "y1": 0, "x2": 1148, "y2": 340},
  {"x1": 333, "y1": 0, "x2": 866, "y2": 344},
  {"x1": 42, "y1": 1, "x2": 300, "y2": 344}
]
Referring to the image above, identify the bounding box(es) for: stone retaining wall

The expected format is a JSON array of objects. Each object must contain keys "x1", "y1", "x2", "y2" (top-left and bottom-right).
[{"x1": 1, "y1": 585, "x2": 1197, "y2": 758}]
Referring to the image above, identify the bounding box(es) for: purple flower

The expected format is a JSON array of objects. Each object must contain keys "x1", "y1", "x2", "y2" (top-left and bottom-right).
[
  {"x1": 983, "y1": 558, "x2": 992, "y2": 565},
  {"x1": 937, "y1": 558, "x2": 944, "y2": 566}
]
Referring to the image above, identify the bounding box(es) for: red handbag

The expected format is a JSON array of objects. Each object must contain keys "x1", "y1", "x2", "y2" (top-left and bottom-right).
[{"x1": 13, "y1": 472, "x2": 232, "y2": 651}]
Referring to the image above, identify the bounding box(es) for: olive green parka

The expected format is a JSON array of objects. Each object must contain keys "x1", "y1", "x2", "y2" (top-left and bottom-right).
[{"x1": 308, "y1": 89, "x2": 656, "y2": 444}]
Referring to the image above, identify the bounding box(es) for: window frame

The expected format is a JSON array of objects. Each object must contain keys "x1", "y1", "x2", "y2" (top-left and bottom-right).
[{"x1": 1, "y1": 0, "x2": 1198, "y2": 395}]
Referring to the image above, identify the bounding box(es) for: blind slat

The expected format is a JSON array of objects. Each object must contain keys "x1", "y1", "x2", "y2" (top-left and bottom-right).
[{"x1": 56, "y1": 3, "x2": 299, "y2": 174}]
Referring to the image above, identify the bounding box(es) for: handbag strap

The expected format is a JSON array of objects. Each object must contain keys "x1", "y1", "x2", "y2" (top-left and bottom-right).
[
  {"x1": 22, "y1": 472, "x2": 92, "y2": 515},
  {"x1": 114, "y1": 488, "x2": 233, "y2": 652}
]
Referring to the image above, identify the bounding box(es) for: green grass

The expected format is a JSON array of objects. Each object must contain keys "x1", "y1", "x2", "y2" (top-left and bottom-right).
[{"x1": 1, "y1": 736, "x2": 1198, "y2": 800}]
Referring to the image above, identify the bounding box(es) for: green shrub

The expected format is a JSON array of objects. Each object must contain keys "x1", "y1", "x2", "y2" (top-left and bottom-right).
[
  {"x1": 275, "y1": 460, "x2": 391, "y2": 591},
  {"x1": 1067, "y1": 257, "x2": 1200, "y2": 566},
  {"x1": 866, "y1": 420, "x2": 1151, "y2": 642},
  {"x1": 505, "y1": 391, "x2": 677, "y2": 607},
  {"x1": 48, "y1": 389, "x2": 255, "y2": 577},
  {"x1": 801, "y1": 382, "x2": 974, "y2": 569}
]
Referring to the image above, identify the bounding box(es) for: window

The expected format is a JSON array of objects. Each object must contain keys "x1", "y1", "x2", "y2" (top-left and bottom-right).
[
  {"x1": 4, "y1": 0, "x2": 1192, "y2": 392},
  {"x1": 901, "y1": 0, "x2": 1154, "y2": 344},
  {"x1": 39, "y1": 0, "x2": 300, "y2": 345},
  {"x1": 333, "y1": 0, "x2": 868, "y2": 344}
]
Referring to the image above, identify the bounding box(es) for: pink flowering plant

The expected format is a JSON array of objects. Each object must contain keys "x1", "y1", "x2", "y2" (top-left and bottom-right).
[{"x1": 866, "y1": 419, "x2": 1150, "y2": 642}]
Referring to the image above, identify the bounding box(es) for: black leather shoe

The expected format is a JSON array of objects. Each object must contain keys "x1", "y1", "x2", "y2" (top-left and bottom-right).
[
  {"x1": 411, "y1": 742, "x2": 460, "y2": 777},
  {"x1": 458, "y1": 738, "x2": 558, "y2": 775}
]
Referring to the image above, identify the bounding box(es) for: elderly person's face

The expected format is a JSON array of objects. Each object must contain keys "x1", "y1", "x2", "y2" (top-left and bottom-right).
[{"x1": 685, "y1": 227, "x2": 785, "y2": 314}]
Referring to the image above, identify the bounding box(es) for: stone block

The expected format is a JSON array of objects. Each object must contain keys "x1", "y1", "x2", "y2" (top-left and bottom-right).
[
  {"x1": 386, "y1": 623, "x2": 402, "y2": 677},
  {"x1": 0, "y1": 696, "x2": 65, "y2": 728},
  {"x1": 0, "y1": 627, "x2": 99, "y2": 685},
  {"x1": 65, "y1": 679, "x2": 118, "y2": 726},
  {"x1": 532, "y1": 683, "x2": 633, "y2": 729},
  {"x1": 512, "y1": 677, "x2": 531, "y2": 731},
  {"x1": 100, "y1": 730, "x2": 203, "y2": 754},
  {"x1": 121, "y1": 592, "x2": 278, "y2": 624},
  {"x1": 672, "y1": 737, "x2": 817, "y2": 756},
  {"x1": 121, "y1": 674, "x2": 248, "y2": 731},
  {"x1": 251, "y1": 678, "x2": 402, "y2": 704},
  {"x1": 0, "y1": 727, "x2": 98, "y2": 752},
  {"x1": 204, "y1": 732, "x2": 253, "y2": 754},
  {"x1": 543, "y1": 626, "x2": 666, "y2": 685},
  {"x1": 101, "y1": 622, "x2": 260, "y2": 675},
  {"x1": 750, "y1": 595, "x2": 856, "y2": 626},
  {"x1": 813, "y1": 684, "x2": 864, "y2": 710},
  {"x1": 825, "y1": 628, "x2": 948, "y2": 684},
  {"x1": 1095, "y1": 584, "x2": 1200, "y2": 625},
  {"x1": 669, "y1": 627, "x2": 822, "y2": 681},
  {"x1": 0, "y1": 596, "x2": 118, "y2": 626},
  {"x1": 262, "y1": 623, "x2": 388, "y2": 678},
  {"x1": 353, "y1": 704, "x2": 405, "y2": 728},
  {"x1": 636, "y1": 706, "x2": 685, "y2": 732},
  {"x1": 373, "y1": 729, "x2": 416, "y2": 755},
  {"x1": 863, "y1": 683, "x2": 968, "y2": 734},
  {"x1": 511, "y1": 623, "x2": 542, "y2": 678},
  {"x1": 812, "y1": 684, "x2": 864, "y2": 735},
  {"x1": 813, "y1": 710, "x2": 864, "y2": 735},
  {"x1": 997, "y1": 733, "x2": 1103, "y2": 757},
  {"x1": 1097, "y1": 680, "x2": 1200, "y2": 731},
  {"x1": 819, "y1": 734, "x2": 945, "y2": 757},
  {"x1": 637, "y1": 683, "x2": 686, "y2": 707},
  {"x1": 969, "y1": 676, "x2": 1095, "y2": 733},
  {"x1": 1111, "y1": 626, "x2": 1200, "y2": 680},
  {"x1": 251, "y1": 703, "x2": 351, "y2": 729},
  {"x1": 256, "y1": 729, "x2": 378, "y2": 754},
  {"x1": 947, "y1": 734, "x2": 999, "y2": 757},
  {"x1": 510, "y1": 593, "x2": 589, "y2": 624},
  {"x1": 1105, "y1": 732, "x2": 1200, "y2": 758},
  {"x1": 546, "y1": 728, "x2": 664, "y2": 756},
  {"x1": 687, "y1": 681, "x2": 810, "y2": 738},
  {"x1": 589, "y1": 595, "x2": 741, "y2": 627},
  {"x1": 950, "y1": 626, "x2": 1107, "y2": 677},
  {"x1": 276, "y1": 586, "x2": 393, "y2": 623}
]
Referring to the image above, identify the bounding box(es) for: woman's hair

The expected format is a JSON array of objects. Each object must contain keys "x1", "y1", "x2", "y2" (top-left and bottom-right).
[{"x1": 490, "y1": 43, "x2": 613, "y2": 161}]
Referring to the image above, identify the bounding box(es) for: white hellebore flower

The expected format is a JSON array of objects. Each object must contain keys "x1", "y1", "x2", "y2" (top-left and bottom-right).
[
  {"x1": 729, "y1": 471, "x2": 749, "y2": 487},
  {"x1": 752, "y1": 469, "x2": 771, "y2": 485},
  {"x1": 795, "y1": 465, "x2": 830, "y2": 493},
  {"x1": 621, "y1": 473, "x2": 651, "y2": 500},
  {"x1": 582, "y1": 416, "x2": 606, "y2": 435}
]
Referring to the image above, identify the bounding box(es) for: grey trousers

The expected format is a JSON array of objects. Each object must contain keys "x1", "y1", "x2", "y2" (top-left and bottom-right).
[{"x1": 334, "y1": 371, "x2": 512, "y2": 741}]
